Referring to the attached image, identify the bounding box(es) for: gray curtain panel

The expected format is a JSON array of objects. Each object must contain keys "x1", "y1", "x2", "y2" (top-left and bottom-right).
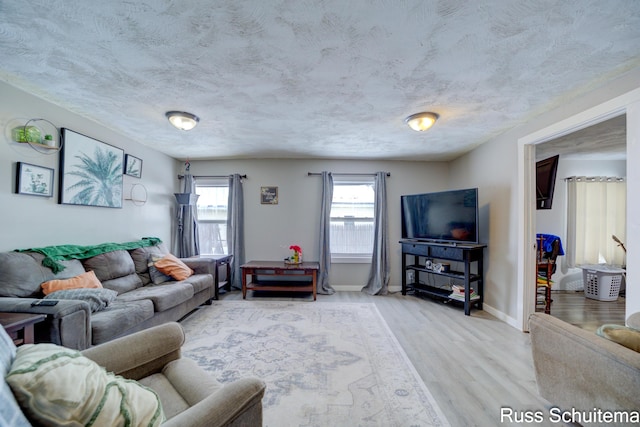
[
  {"x1": 362, "y1": 172, "x2": 389, "y2": 295},
  {"x1": 227, "y1": 174, "x2": 245, "y2": 289},
  {"x1": 174, "y1": 173, "x2": 200, "y2": 258},
  {"x1": 317, "y1": 171, "x2": 335, "y2": 295}
]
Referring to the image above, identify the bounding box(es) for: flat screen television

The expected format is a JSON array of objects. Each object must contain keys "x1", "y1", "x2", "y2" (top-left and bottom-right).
[
  {"x1": 536, "y1": 155, "x2": 559, "y2": 210},
  {"x1": 401, "y1": 188, "x2": 479, "y2": 244}
]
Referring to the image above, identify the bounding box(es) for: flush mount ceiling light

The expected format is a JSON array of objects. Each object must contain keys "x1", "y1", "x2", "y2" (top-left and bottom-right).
[
  {"x1": 166, "y1": 111, "x2": 200, "y2": 131},
  {"x1": 405, "y1": 112, "x2": 439, "y2": 132}
]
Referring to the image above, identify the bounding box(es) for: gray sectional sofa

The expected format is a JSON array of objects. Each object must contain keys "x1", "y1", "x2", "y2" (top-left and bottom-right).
[{"x1": 0, "y1": 241, "x2": 215, "y2": 350}]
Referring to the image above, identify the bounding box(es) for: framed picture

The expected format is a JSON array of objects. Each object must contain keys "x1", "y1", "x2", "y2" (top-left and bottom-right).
[
  {"x1": 59, "y1": 128, "x2": 124, "y2": 208},
  {"x1": 124, "y1": 154, "x2": 143, "y2": 178},
  {"x1": 261, "y1": 186, "x2": 278, "y2": 204},
  {"x1": 16, "y1": 162, "x2": 54, "y2": 197}
]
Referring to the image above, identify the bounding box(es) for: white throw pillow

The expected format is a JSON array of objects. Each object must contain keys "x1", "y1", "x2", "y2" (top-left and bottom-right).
[{"x1": 6, "y1": 343, "x2": 164, "y2": 427}]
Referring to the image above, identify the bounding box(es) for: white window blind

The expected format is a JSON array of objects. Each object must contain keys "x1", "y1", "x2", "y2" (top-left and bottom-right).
[
  {"x1": 195, "y1": 178, "x2": 229, "y2": 255},
  {"x1": 330, "y1": 177, "x2": 375, "y2": 261}
]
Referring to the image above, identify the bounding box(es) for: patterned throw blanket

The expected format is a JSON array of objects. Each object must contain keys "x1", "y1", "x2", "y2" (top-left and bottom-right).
[{"x1": 15, "y1": 237, "x2": 162, "y2": 273}]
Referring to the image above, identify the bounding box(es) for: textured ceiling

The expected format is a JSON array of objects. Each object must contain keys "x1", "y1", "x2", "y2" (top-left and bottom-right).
[
  {"x1": 536, "y1": 114, "x2": 627, "y2": 161},
  {"x1": 1, "y1": 1, "x2": 639, "y2": 161}
]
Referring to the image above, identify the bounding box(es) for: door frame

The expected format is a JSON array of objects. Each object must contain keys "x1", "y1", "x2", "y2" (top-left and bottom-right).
[{"x1": 517, "y1": 88, "x2": 640, "y2": 331}]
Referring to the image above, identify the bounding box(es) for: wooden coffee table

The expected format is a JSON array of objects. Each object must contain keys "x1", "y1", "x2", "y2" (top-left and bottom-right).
[
  {"x1": 0, "y1": 312, "x2": 46, "y2": 346},
  {"x1": 241, "y1": 261, "x2": 319, "y2": 301}
]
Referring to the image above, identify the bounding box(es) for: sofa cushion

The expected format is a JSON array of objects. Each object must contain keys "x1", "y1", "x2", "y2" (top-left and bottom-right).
[
  {"x1": 101, "y1": 274, "x2": 144, "y2": 295},
  {"x1": 6, "y1": 343, "x2": 164, "y2": 426},
  {"x1": 152, "y1": 254, "x2": 194, "y2": 281},
  {"x1": 138, "y1": 372, "x2": 190, "y2": 420},
  {"x1": 91, "y1": 299, "x2": 155, "y2": 345},
  {"x1": 82, "y1": 249, "x2": 138, "y2": 281},
  {"x1": 116, "y1": 282, "x2": 195, "y2": 312},
  {"x1": 148, "y1": 259, "x2": 173, "y2": 285},
  {"x1": 596, "y1": 324, "x2": 640, "y2": 352},
  {"x1": 82, "y1": 250, "x2": 142, "y2": 294},
  {"x1": 181, "y1": 273, "x2": 214, "y2": 294},
  {"x1": 129, "y1": 244, "x2": 170, "y2": 285},
  {"x1": 138, "y1": 358, "x2": 222, "y2": 420},
  {"x1": 44, "y1": 288, "x2": 118, "y2": 313},
  {"x1": 41, "y1": 270, "x2": 103, "y2": 295},
  {"x1": 0, "y1": 251, "x2": 85, "y2": 298}
]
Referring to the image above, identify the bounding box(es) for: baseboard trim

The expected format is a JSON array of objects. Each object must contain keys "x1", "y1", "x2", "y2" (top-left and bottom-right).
[
  {"x1": 326, "y1": 287, "x2": 521, "y2": 331},
  {"x1": 331, "y1": 285, "x2": 403, "y2": 292},
  {"x1": 482, "y1": 303, "x2": 521, "y2": 331}
]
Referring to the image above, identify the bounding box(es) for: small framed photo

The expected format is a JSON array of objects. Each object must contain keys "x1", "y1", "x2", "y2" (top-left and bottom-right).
[
  {"x1": 124, "y1": 154, "x2": 143, "y2": 178},
  {"x1": 260, "y1": 186, "x2": 278, "y2": 204},
  {"x1": 16, "y1": 162, "x2": 54, "y2": 197}
]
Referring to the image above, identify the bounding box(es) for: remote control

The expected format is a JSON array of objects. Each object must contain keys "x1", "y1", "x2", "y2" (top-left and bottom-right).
[{"x1": 31, "y1": 300, "x2": 59, "y2": 306}]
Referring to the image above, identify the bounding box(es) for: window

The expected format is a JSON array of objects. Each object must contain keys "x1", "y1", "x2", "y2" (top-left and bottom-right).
[
  {"x1": 330, "y1": 177, "x2": 375, "y2": 261},
  {"x1": 196, "y1": 179, "x2": 229, "y2": 255}
]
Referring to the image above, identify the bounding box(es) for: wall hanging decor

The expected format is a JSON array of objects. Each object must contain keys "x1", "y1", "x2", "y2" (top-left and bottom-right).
[
  {"x1": 124, "y1": 183, "x2": 148, "y2": 206},
  {"x1": 59, "y1": 128, "x2": 123, "y2": 208},
  {"x1": 16, "y1": 162, "x2": 54, "y2": 197},
  {"x1": 124, "y1": 154, "x2": 143, "y2": 178},
  {"x1": 260, "y1": 186, "x2": 278, "y2": 204},
  {"x1": 10, "y1": 118, "x2": 61, "y2": 154}
]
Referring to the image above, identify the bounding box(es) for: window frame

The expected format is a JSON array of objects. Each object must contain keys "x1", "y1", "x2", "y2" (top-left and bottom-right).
[
  {"x1": 195, "y1": 178, "x2": 230, "y2": 255},
  {"x1": 330, "y1": 176, "x2": 375, "y2": 264}
]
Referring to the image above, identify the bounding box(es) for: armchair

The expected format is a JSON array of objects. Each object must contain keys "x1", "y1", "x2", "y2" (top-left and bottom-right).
[
  {"x1": 1, "y1": 322, "x2": 266, "y2": 427},
  {"x1": 82, "y1": 322, "x2": 266, "y2": 427}
]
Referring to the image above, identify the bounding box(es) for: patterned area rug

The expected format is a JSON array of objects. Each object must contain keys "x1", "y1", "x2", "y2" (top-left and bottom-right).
[{"x1": 181, "y1": 301, "x2": 449, "y2": 427}]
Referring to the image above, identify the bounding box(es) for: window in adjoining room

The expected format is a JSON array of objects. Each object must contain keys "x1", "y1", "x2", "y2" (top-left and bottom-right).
[
  {"x1": 196, "y1": 179, "x2": 229, "y2": 255},
  {"x1": 330, "y1": 177, "x2": 375, "y2": 262}
]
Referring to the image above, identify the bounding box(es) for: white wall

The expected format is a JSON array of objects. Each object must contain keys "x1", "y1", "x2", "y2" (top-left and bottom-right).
[
  {"x1": 0, "y1": 81, "x2": 178, "y2": 251},
  {"x1": 627, "y1": 100, "x2": 640, "y2": 317},
  {"x1": 448, "y1": 132, "x2": 519, "y2": 321},
  {"x1": 536, "y1": 158, "x2": 627, "y2": 290},
  {"x1": 184, "y1": 158, "x2": 450, "y2": 291},
  {"x1": 450, "y1": 68, "x2": 640, "y2": 328}
]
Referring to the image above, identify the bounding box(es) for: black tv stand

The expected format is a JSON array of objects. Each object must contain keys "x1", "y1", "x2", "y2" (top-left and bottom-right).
[{"x1": 400, "y1": 240, "x2": 486, "y2": 315}]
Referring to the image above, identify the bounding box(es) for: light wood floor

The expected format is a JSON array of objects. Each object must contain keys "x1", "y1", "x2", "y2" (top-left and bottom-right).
[
  {"x1": 545, "y1": 291, "x2": 626, "y2": 332},
  {"x1": 215, "y1": 289, "x2": 570, "y2": 427}
]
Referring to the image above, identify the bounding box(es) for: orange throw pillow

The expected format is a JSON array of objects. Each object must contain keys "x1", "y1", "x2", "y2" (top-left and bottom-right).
[
  {"x1": 153, "y1": 254, "x2": 194, "y2": 281},
  {"x1": 41, "y1": 270, "x2": 103, "y2": 296}
]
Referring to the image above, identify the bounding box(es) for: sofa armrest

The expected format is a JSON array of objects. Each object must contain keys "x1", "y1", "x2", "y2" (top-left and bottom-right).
[
  {"x1": 82, "y1": 321, "x2": 185, "y2": 380},
  {"x1": 0, "y1": 297, "x2": 91, "y2": 350},
  {"x1": 529, "y1": 313, "x2": 640, "y2": 412},
  {"x1": 162, "y1": 377, "x2": 266, "y2": 427},
  {"x1": 182, "y1": 258, "x2": 215, "y2": 276}
]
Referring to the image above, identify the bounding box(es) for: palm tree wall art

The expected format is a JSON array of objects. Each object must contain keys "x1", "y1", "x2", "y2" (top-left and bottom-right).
[{"x1": 59, "y1": 128, "x2": 124, "y2": 208}]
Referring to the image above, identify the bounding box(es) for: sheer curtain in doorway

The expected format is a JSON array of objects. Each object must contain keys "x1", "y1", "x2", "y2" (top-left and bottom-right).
[{"x1": 566, "y1": 176, "x2": 626, "y2": 267}]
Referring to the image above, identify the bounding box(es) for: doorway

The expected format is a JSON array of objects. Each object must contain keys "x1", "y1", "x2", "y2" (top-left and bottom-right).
[{"x1": 533, "y1": 115, "x2": 627, "y2": 329}]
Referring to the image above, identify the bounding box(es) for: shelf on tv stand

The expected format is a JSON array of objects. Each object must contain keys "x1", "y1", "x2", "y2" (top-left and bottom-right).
[
  {"x1": 409, "y1": 283, "x2": 482, "y2": 307},
  {"x1": 406, "y1": 264, "x2": 482, "y2": 282},
  {"x1": 400, "y1": 239, "x2": 486, "y2": 316}
]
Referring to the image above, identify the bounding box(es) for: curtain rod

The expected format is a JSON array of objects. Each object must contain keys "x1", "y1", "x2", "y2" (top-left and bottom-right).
[
  {"x1": 178, "y1": 174, "x2": 247, "y2": 179},
  {"x1": 564, "y1": 176, "x2": 624, "y2": 182},
  {"x1": 307, "y1": 172, "x2": 390, "y2": 177}
]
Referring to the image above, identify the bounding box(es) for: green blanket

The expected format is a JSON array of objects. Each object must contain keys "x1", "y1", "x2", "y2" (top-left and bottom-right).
[{"x1": 15, "y1": 237, "x2": 162, "y2": 273}]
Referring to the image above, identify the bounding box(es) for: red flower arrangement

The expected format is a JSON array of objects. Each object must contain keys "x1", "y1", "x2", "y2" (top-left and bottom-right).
[
  {"x1": 289, "y1": 245, "x2": 302, "y2": 253},
  {"x1": 289, "y1": 245, "x2": 302, "y2": 263}
]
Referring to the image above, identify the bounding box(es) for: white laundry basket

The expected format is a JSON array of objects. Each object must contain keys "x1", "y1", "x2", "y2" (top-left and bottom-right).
[{"x1": 580, "y1": 265, "x2": 625, "y2": 301}]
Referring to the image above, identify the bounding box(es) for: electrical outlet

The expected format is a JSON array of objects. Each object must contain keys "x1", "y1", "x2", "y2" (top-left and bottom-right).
[{"x1": 408, "y1": 271, "x2": 415, "y2": 283}]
